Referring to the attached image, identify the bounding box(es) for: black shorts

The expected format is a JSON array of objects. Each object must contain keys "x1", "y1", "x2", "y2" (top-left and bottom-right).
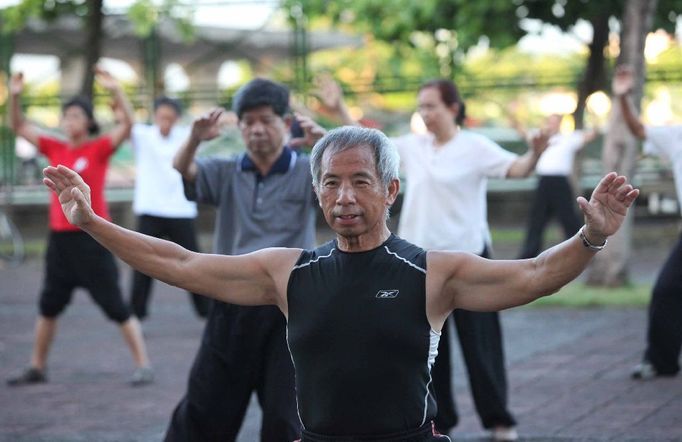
[{"x1": 39, "y1": 231, "x2": 131, "y2": 323}]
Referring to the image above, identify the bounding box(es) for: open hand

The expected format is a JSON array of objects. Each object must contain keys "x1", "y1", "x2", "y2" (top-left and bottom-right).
[
  {"x1": 191, "y1": 108, "x2": 224, "y2": 142},
  {"x1": 43, "y1": 165, "x2": 95, "y2": 227},
  {"x1": 313, "y1": 73, "x2": 346, "y2": 112},
  {"x1": 577, "y1": 172, "x2": 639, "y2": 243},
  {"x1": 94, "y1": 66, "x2": 121, "y2": 92},
  {"x1": 529, "y1": 129, "x2": 549, "y2": 157},
  {"x1": 10, "y1": 73, "x2": 24, "y2": 96},
  {"x1": 289, "y1": 113, "x2": 327, "y2": 148}
]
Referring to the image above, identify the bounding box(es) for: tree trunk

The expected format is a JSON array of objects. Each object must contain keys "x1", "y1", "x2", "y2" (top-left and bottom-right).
[
  {"x1": 586, "y1": 0, "x2": 658, "y2": 287},
  {"x1": 572, "y1": 12, "x2": 610, "y2": 130},
  {"x1": 570, "y1": 12, "x2": 610, "y2": 199},
  {"x1": 79, "y1": 0, "x2": 104, "y2": 99}
]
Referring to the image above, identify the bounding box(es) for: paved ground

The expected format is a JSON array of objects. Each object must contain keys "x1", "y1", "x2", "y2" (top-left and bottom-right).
[{"x1": 1, "y1": 223, "x2": 681, "y2": 441}]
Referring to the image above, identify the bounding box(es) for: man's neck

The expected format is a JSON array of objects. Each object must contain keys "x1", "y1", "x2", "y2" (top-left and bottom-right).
[
  {"x1": 336, "y1": 227, "x2": 392, "y2": 253},
  {"x1": 249, "y1": 148, "x2": 285, "y2": 177}
]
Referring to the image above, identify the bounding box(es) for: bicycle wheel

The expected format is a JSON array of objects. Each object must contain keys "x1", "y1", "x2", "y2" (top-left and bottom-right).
[{"x1": 0, "y1": 211, "x2": 25, "y2": 267}]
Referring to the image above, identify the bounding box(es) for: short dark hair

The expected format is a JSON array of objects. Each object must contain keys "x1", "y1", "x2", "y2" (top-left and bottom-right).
[
  {"x1": 232, "y1": 78, "x2": 290, "y2": 119},
  {"x1": 62, "y1": 96, "x2": 99, "y2": 135},
  {"x1": 419, "y1": 79, "x2": 467, "y2": 125},
  {"x1": 153, "y1": 96, "x2": 182, "y2": 116}
]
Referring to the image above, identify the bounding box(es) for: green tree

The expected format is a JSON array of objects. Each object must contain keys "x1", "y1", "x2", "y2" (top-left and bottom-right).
[
  {"x1": 1, "y1": 0, "x2": 194, "y2": 98},
  {"x1": 286, "y1": 0, "x2": 681, "y2": 127}
]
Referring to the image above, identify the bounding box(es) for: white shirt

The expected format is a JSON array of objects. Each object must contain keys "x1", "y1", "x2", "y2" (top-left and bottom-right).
[
  {"x1": 535, "y1": 131, "x2": 585, "y2": 176},
  {"x1": 131, "y1": 123, "x2": 198, "y2": 218},
  {"x1": 644, "y1": 125, "x2": 682, "y2": 214},
  {"x1": 393, "y1": 131, "x2": 517, "y2": 253}
]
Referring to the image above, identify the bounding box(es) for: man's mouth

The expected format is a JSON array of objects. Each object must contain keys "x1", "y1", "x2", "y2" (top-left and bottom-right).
[{"x1": 335, "y1": 214, "x2": 360, "y2": 222}]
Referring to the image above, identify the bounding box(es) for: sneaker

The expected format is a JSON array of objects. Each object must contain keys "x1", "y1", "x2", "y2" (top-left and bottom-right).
[
  {"x1": 7, "y1": 367, "x2": 47, "y2": 386},
  {"x1": 491, "y1": 426, "x2": 519, "y2": 441},
  {"x1": 631, "y1": 361, "x2": 658, "y2": 380},
  {"x1": 130, "y1": 366, "x2": 154, "y2": 386}
]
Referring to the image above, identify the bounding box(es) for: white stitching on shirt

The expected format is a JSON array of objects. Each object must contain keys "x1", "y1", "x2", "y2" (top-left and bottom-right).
[
  {"x1": 383, "y1": 246, "x2": 426, "y2": 274},
  {"x1": 292, "y1": 248, "x2": 336, "y2": 270}
]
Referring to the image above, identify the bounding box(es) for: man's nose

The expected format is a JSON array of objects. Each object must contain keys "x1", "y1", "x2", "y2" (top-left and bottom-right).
[{"x1": 336, "y1": 183, "x2": 356, "y2": 205}]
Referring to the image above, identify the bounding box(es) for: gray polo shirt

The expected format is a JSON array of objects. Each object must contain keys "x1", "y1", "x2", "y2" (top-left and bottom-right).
[{"x1": 185, "y1": 147, "x2": 316, "y2": 255}]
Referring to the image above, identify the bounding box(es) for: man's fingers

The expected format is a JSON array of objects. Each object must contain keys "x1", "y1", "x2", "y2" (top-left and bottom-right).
[
  {"x1": 72, "y1": 187, "x2": 88, "y2": 207},
  {"x1": 43, "y1": 166, "x2": 69, "y2": 192},
  {"x1": 43, "y1": 177, "x2": 58, "y2": 193},
  {"x1": 576, "y1": 196, "x2": 589, "y2": 212},
  {"x1": 56, "y1": 165, "x2": 86, "y2": 188},
  {"x1": 624, "y1": 189, "x2": 640, "y2": 207},
  {"x1": 614, "y1": 183, "x2": 634, "y2": 201},
  {"x1": 593, "y1": 172, "x2": 618, "y2": 195},
  {"x1": 607, "y1": 175, "x2": 626, "y2": 194}
]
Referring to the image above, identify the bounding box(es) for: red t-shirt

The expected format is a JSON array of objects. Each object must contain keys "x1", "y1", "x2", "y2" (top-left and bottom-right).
[{"x1": 39, "y1": 135, "x2": 115, "y2": 232}]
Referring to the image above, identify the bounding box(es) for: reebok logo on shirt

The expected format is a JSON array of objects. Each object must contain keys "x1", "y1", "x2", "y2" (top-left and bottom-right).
[{"x1": 376, "y1": 290, "x2": 399, "y2": 299}]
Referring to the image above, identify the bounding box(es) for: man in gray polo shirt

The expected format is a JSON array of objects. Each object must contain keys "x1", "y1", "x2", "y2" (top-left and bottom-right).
[{"x1": 167, "y1": 78, "x2": 323, "y2": 441}]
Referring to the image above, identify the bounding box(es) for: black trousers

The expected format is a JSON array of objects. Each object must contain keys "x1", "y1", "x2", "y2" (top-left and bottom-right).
[
  {"x1": 129, "y1": 215, "x2": 209, "y2": 319},
  {"x1": 165, "y1": 303, "x2": 300, "y2": 442},
  {"x1": 301, "y1": 422, "x2": 450, "y2": 442},
  {"x1": 432, "y1": 247, "x2": 516, "y2": 432},
  {"x1": 518, "y1": 175, "x2": 582, "y2": 259},
  {"x1": 644, "y1": 233, "x2": 682, "y2": 375}
]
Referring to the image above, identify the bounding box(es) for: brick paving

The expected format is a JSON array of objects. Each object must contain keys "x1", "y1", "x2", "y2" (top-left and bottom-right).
[{"x1": 1, "y1": 256, "x2": 681, "y2": 441}]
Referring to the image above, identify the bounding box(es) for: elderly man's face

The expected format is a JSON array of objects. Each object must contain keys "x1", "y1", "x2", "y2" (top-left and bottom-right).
[
  {"x1": 317, "y1": 145, "x2": 398, "y2": 240},
  {"x1": 238, "y1": 105, "x2": 288, "y2": 160}
]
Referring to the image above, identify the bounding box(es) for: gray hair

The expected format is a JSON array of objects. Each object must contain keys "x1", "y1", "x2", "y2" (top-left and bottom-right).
[{"x1": 310, "y1": 126, "x2": 400, "y2": 191}]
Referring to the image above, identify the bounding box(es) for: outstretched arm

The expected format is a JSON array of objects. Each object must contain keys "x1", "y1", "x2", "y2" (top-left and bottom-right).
[
  {"x1": 173, "y1": 108, "x2": 223, "y2": 182},
  {"x1": 506, "y1": 130, "x2": 549, "y2": 178},
  {"x1": 96, "y1": 67, "x2": 134, "y2": 148},
  {"x1": 42, "y1": 165, "x2": 299, "y2": 312},
  {"x1": 9, "y1": 73, "x2": 41, "y2": 147},
  {"x1": 613, "y1": 65, "x2": 646, "y2": 140},
  {"x1": 427, "y1": 172, "x2": 639, "y2": 323}
]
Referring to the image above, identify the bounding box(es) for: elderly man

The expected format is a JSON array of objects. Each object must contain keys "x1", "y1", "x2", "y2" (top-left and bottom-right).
[
  {"x1": 168, "y1": 78, "x2": 323, "y2": 441},
  {"x1": 43, "y1": 126, "x2": 638, "y2": 442}
]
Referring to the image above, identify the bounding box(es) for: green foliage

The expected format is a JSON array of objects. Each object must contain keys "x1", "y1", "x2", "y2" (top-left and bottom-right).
[
  {"x1": 127, "y1": 0, "x2": 196, "y2": 41},
  {"x1": 1, "y1": 0, "x2": 81, "y2": 34},
  {"x1": 1, "y1": 0, "x2": 195, "y2": 41},
  {"x1": 286, "y1": 0, "x2": 681, "y2": 70}
]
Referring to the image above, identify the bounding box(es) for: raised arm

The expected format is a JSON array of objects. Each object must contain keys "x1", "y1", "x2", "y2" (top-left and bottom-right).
[
  {"x1": 505, "y1": 130, "x2": 549, "y2": 178},
  {"x1": 427, "y1": 172, "x2": 639, "y2": 325},
  {"x1": 9, "y1": 73, "x2": 41, "y2": 147},
  {"x1": 506, "y1": 103, "x2": 529, "y2": 140},
  {"x1": 314, "y1": 73, "x2": 358, "y2": 126},
  {"x1": 42, "y1": 164, "x2": 300, "y2": 313},
  {"x1": 173, "y1": 108, "x2": 223, "y2": 182},
  {"x1": 612, "y1": 65, "x2": 646, "y2": 140},
  {"x1": 289, "y1": 113, "x2": 327, "y2": 148},
  {"x1": 95, "y1": 67, "x2": 133, "y2": 148}
]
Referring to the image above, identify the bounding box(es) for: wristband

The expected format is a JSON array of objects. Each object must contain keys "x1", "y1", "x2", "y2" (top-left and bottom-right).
[{"x1": 579, "y1": 226, "x2": 607, "y2": 251}]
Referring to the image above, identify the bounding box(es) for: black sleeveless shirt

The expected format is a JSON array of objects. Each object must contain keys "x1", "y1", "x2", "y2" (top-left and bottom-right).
[{"x1": 287, "y1": 234, "x2": 439, "y2": 436}]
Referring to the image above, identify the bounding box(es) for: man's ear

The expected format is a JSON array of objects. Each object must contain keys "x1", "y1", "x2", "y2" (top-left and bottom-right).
[{"x1": 386, "y1": 178, "x2": 400, "y2": 207}]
